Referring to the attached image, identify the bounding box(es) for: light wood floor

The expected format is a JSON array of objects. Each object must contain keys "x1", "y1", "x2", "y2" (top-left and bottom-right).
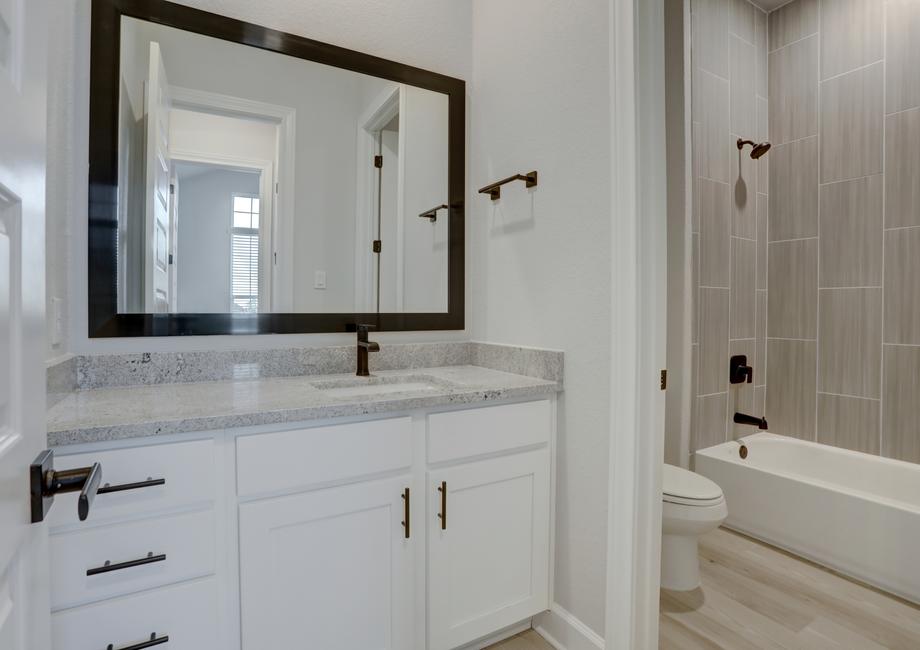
[
  {"x1": 488, "y1": 528, "x2": 920, "y2": 650},
  {"x1": 660, "y1": 528, "x2": 920, "y2": 650}
]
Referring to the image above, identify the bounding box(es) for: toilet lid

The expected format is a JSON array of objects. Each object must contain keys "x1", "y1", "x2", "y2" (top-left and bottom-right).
[{"x1": 663, "y1": 464, "x2": 724, "y2": 506}]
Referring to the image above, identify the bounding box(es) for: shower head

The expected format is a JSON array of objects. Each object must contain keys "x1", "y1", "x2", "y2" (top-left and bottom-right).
[{"x1": 737, "y1": 138, "x2": 771, "y2": 160}]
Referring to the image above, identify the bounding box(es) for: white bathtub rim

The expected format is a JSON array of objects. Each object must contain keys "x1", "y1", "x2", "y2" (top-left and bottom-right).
[{"x1": 696, "y1": 433, "x2": 920, "y2": 516}]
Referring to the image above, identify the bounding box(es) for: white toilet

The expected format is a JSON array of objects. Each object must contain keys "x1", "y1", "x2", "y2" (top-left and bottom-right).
[{"x1": 660, "y1": 464, "x2": 727, "y2": 591}]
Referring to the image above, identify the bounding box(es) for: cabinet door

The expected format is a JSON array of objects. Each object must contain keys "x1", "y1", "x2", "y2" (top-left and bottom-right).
[
  {"x1": 428, "y1": 450, "x2": 551, "y2": 650},
  {"x1": 239, "y1": 476, "x2": 415, "y2": 650}
]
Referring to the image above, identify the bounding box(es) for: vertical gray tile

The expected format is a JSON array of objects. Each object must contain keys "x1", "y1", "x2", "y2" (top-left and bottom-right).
[
  {"x1": 885, "y1": 108, "x2": 920, "y2": 229},
  {"x1": 770, "y1": 136, "x2": 818, "y2": 240},
  {"x1": 692, "y1": 121, "x2": 702, "y2": 233},
  {"x1": 755, "y1": 9, "x2": 768, "y2": 98},
  {"x1": 884, "y1": 228, "x2": 920, "y2": 345},
  {"x1": 754, "y1": 385, "x2": 766, "y2": 415},
  {"x1": 693, "y1": 0, "x2": 730, "y2": 78},
  {"x1": 732, "y1": 139, "x2": 757, "y2": 238},
  {"x1": 768, "y1": 0, "x2": 818, "y2": 51},
  {"x1": 768, "y1": 238, "x2": 818, "y2": 339},
  {"x1": 731, "y1": 35, "x2": 757, "y2": 141},
  {"x1": 766, "y1": 339, "x2": 817, "y2": 439},
  {"x1": 756, "y1": 194, "x2": 768, "y2": 290},
  {"x1": 757, "y1": 97, "x2": 769, "y2": 193},
  {"x1": 818, "y1": 288, "x2": 882, "y2": 398},
  {"x1": 769, "y1": 35, "x2": 818, "y2": 144},
  {"x1": 695, "y1": 392, "x2": 729, "y2": 451},
  {"x1": 819, "y1": 0, "x2": 883, "y2": 80},
  {"x1": 819, "y1": 175, "x2": 883, "y2": 288},
  {"x1": 731, "y1": 237, "x2": 756, "y2": 339},
  {"x1": 817, "y1": 394, "x2": 880, "y2": 455},
  {"x1": 699, "y1": 288, "x2": 730, "y2": 395},
  {"x1": 886, "y1": 0, "x2": 920, "y2": 114},
  {"x1": 700, "y1": 179, "x2": 731, "y2": 287},
  {"x1": 692, "y1": 234, "x2": 700, "y2": 345},
  {"x1": 690, "y1": 343, "x2": 700, "y2": 443},
  {"x1": 731, "y1": 0, "x2": 755, "y2": 43},
  {"x1": 695, "y1": 69, "x2": 731, "y2": 184},
  {"x1": 755, "y1": 289, "x2": 767, "y2": 385},
  {"x1": 882, "y1": 345, "x2": 920, "y2": 463},
  {"x1": 819, "y1": 63, "x2": 883, "y2": 183},
  {"x1": 730, "y1": 338, "x2": 756, "y2": 437}
]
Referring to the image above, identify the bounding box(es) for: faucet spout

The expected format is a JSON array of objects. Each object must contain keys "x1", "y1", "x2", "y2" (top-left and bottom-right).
[
  {"x1": 734, "y1": 412, "x2": 768, "y2": 430},
  {"x1": 355, "y1": 324, "x2": 380, "y2": 376}
]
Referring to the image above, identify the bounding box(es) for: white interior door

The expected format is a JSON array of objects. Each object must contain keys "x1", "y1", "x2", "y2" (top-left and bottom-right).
[
  {"x1": 0, "y1": 0, "x2": 51, "y2": 648},
  {"x1": 144, "y1": 41, "x2": 172, "y2": 313}
]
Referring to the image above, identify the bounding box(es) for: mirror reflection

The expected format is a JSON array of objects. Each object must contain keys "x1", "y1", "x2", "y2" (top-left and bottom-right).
[{"x1": 117, "y1": 16, "x2": 449, "y2": 315}]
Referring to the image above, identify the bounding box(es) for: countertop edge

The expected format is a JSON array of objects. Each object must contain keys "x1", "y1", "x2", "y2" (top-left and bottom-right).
[{"x1": 47, "y1": 382, "x2": 561, "y2": 447}]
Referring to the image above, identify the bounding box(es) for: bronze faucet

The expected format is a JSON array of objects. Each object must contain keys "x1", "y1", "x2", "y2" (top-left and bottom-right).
[{"x1": 356, "y1": 324, "x2": 380, "y2": 376}]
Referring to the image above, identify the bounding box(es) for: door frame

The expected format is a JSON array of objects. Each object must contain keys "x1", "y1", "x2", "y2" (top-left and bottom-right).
[
  {"x1": 605, "y1": 0, "x2": 667, "y2": 648},
  {"x1": 169, "y1": 86, "x2": 295, "y2": 313},
  {"x1": 170, "y1": 149, "x2": 275, "y2": 313},
  {"x1": 354, "y1": 84, "x2": 401, "y2": 312}
]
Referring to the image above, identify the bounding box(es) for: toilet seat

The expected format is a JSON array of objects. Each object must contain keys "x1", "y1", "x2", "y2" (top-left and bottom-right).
[{"x1": 662, "y1": 464, "x2": 724, "y2": 507}]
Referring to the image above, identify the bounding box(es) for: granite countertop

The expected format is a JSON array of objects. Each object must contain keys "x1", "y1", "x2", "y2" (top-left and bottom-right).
[{"x1": 47, "y1": 365, "x2": 561, "y2": 447}]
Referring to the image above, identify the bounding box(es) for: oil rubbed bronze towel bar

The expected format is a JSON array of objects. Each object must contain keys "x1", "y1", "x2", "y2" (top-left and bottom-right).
[
  {"x1": 478, "y1": 171, "x2": 539, "y2": 201},
  {"x1": 419, "y1": 204, "x2": 449, "y2": 222}
]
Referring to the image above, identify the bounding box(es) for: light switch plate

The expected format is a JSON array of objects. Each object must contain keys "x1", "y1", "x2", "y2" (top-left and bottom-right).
[{"x1": 314, "y1": 271, "x2": 326, "y2": 290}]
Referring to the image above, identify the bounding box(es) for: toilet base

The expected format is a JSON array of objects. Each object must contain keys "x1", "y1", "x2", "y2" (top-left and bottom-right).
[{"x1": 660, "y1": 533, "x2": 701, "y2": 591}]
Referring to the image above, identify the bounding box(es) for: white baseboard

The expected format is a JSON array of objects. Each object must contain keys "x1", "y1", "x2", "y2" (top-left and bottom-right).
[{"x1": 534, "y1": 604, "x2": 605, "y2": 650}]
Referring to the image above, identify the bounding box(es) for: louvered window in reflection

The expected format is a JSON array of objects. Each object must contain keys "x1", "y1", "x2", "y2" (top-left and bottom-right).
[{"x1": 231, "y1": 194, "x2": 260, "y2": 313}]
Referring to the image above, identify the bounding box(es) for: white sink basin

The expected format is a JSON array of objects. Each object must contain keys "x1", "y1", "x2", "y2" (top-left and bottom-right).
[{"x1": 310, "y1": 375, "x2": 450, "y2": 399}]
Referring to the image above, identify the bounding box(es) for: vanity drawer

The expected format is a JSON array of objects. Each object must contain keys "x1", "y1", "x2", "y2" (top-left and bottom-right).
[
  {"x1": 50, "y1": 508, "x2": 216, "y2": 611},
  {"x1": 48, "y1": 439, "x2": 216, "y2": 528},
  {"x1": 51, "y1": 578, "x2": 218, "y2": 650},
  {"x1": 236, "y1": 417, "x2": 413, "y2": 497},
  {"x1": 427, "y1": 400, "x2": 552, "y2": 464}
]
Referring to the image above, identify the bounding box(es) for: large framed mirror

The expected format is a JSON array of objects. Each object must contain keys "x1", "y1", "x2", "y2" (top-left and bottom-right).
[{"x1": 88, "y1": 0, "x2": 465, "y2": 337}]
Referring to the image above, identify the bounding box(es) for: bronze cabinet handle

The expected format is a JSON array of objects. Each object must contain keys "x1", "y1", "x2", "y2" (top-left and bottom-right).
[
  {"x1": 87, "y1": 552, "x2": 166, "y2": 576},
  {"x1": 437, "y1": 481, "x2": 447, "y2": 530},
  {"x1": 106, "y1": 633, "x2": 169, "y2": 650},
  {"x1": 401, "y1": 488, "x2": 410, "y2": 539}
]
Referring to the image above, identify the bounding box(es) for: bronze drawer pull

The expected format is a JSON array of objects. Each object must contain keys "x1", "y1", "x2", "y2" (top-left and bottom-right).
[
  {"x1": 97, "y1": 477, "x2": 166, "y2": 495},
  {"x1": 107, "y1": 632, "x2": 169, "y2": 650},
  {"x1": 87, "y1": 552, "x2": 166, "y2": 576},
  {"x1": 437, "y1": 481, "x2": 447, "y2": 530},
  {"x1": 401, "y1": 488, "x2": 410, "y2": 539}
]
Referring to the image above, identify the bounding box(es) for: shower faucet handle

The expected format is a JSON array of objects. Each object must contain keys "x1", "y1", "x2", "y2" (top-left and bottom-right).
[{"x1": 729, "y1": 355, "x2": 754, "y2": 384}]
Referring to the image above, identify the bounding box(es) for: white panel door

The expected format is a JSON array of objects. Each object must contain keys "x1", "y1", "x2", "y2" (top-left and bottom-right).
[
  {"x1": 144, "y1": 41, "x2": 172, "y2": 313},
  {"x1": 0, "y1": 0, "x2": 51, "y2": 648},
  {"x1": 239, "y1": 476, "x2": 415, "y2": 650},
  {"x1": 428, "y1": 450, "x2": 551, "y2": 650}
]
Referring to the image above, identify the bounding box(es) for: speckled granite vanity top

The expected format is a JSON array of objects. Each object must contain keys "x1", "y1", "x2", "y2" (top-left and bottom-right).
[{"x1": 46, "y1": 343, "x2": 563, "y2": 446}]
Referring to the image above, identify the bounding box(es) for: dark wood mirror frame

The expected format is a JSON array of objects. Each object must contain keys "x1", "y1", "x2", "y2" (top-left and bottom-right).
[{"x1": 88, "y1": 0, "x2": 465, "y2": 337}]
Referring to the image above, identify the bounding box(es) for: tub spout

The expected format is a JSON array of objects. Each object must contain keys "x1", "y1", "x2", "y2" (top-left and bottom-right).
[{"x1": 734, "y1": 412, "x2": 768, "y2": 430}]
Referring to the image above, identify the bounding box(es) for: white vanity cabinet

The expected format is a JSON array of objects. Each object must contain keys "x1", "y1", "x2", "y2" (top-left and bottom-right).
[
  {"x1": 48, "y1": 397, "x2": 555, "y2": 650},
  {"x1": 239, "y1": 475, "x2": 416, "y2": 649}
]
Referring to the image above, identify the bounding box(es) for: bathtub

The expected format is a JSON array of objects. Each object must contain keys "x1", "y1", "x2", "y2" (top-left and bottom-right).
[{"x1": 696, "y1": 433, "x2": 920, "y2": 604}]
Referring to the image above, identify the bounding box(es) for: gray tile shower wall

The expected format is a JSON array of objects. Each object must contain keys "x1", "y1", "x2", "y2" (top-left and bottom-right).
[
  {"x1": 49, "y1": 342, "x2": 564, "y2": 392},
  {"x1": 690, "y1": 0, "x2": 769, "y2": 455},
  {"x1": 763, "y1": 0, "x2": 920, "y2": 464}
]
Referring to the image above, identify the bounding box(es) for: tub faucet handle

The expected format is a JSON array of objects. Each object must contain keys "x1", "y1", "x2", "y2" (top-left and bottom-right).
[{"x1": 730, "y1": 355, "x2": 754, "y2": 384}]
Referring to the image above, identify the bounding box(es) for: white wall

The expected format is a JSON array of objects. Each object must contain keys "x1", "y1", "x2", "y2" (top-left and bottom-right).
[
  {"x1": 469, "y1": 0, "x2": 613, "y2": 637},
  {"x1": 175, "y1": 166, "x2": 260, "y2": 312},
  {"x1": 47, "y1": 0, "x2": 472, "y2": 355}
]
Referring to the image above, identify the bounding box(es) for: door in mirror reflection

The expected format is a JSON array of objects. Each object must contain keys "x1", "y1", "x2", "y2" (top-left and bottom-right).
[{"x1": 116, "y1": 16, "x2": 449, "y2": 315}]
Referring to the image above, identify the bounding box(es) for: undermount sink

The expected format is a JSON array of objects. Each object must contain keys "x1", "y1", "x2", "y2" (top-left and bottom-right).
[{"x1": 310, "y1": 375, "x2": 452, "y2": 399}]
